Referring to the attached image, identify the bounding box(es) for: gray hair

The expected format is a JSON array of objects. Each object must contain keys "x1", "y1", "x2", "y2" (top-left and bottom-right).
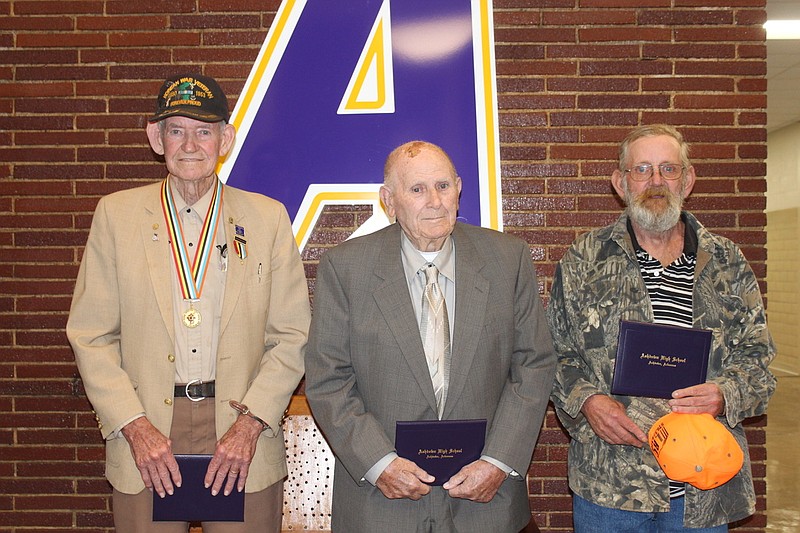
[{"x1": 618, "y1": 124, "x2": 691, "y2": 171}]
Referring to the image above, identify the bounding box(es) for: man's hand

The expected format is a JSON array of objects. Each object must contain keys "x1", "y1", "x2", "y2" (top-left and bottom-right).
[
  {"x1": 581, "y1": 394, "x2": 648, "y2": 447},
  {"x1": 443, "y1": 459, "x2": 505, "y2": 503},
  {"x1": 375, "y1": 457, "x2": 434, "y2": 500},
  {"x1": 205, "y1": 414, "x2": 263, "y2": 496},
  {"x1": 121, "y1": 417, "x2": 181, "y2": 498},
  {"x1": 669, "y1": 383, "x2": 724, "y2": 416}
]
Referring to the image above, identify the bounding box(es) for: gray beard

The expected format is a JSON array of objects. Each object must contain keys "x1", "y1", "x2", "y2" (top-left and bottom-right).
[{"x1": 623, "y1": 181, "x2": 683, "y2": 234}]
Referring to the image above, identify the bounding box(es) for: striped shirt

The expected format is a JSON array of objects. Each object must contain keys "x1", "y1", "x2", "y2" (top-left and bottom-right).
[{"x1": 630, "y1": 217, "x2": 697, "y2": 499}]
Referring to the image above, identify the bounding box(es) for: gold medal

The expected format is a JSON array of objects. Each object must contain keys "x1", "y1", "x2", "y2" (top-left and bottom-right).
[{"x1": 182, "y1": 306, "x2": 202, "y2": 328}]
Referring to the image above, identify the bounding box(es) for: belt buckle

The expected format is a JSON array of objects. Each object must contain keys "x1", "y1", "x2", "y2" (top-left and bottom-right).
[{"x1": 185, "y1": 379, "x2": 206, "y2": 402}]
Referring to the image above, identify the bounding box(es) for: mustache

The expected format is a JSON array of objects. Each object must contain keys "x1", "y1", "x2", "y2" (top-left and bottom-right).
[{"x1": 638, "y1": 185, "x2": 672, "y2": 200}]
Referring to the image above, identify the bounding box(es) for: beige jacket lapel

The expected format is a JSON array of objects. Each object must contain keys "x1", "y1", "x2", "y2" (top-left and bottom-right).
[
  {"x1": 219, "y1": 187, "x2": 246, "y2": 337},
  {"x1": 141, "y1": 184, "x2": 175, "y2": 343}
]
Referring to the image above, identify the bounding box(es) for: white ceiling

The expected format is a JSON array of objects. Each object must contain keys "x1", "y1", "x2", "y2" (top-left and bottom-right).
[{"x1": 767, "y1": 0, "x2": 800, "y2": 132}]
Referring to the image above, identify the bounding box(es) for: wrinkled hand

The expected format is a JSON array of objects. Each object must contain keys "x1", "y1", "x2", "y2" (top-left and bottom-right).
[
  {"x1": 375, "y1": 457, "x2": 434, "y2": 500},
  {"x1": 205, "y1": 415, "x2": 263, "y2": 496},
  {"x1": 669, "y1": 383, "x2": 724, "y2": 416},
  {"x1": 582, "y1": 394, "x2": 648, "y2": 447},
  {"x1": 443, "y1": 459, "x2": 505, "y2": 503},
  {"x1": 121, "y1": 417, "x2": 181, "y2": 498}
]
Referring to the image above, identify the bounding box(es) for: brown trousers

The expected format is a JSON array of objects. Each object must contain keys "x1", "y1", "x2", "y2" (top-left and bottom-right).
[{"x1": 112, "y1": 397, "x2": 283, "y2": 533}]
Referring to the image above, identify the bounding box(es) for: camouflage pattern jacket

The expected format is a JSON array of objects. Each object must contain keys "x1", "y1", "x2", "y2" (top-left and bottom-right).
[{"x1": 547, "y1": 212, "x2": 776, "y2": 528}]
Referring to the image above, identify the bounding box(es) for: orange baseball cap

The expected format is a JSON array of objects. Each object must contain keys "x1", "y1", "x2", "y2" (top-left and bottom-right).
[{"x1": 648, "y1": 412, "x2": 744, "y2": 490}]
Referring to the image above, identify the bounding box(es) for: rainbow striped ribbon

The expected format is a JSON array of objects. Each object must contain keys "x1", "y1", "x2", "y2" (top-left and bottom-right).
[{"x1": 160, "y1": 177, "x2": 224, "y2": 300}]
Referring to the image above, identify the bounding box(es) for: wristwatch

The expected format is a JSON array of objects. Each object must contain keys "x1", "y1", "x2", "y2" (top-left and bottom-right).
[{"x1": 229, "y1": 399, "x2": 270, "y2": 432}]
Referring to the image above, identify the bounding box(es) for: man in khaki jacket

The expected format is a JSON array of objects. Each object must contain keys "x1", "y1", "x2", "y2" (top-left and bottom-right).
[{"x1": 67, "y1": 74, "x2": 310, "y2": 532}]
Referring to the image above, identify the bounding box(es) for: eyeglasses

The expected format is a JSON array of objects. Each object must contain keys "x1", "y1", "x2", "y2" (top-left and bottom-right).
[{"x1": 623, "y1": 163, "x2": 685, "y2": 181}]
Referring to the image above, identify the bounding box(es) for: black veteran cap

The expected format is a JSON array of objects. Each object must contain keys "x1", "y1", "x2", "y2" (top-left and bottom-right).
[{"x1": 149, "y1": 74, "x2": 229, "y2": 123}]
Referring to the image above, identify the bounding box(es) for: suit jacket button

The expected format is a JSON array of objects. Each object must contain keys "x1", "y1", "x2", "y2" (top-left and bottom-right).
[
  {"x1": 168, "y1": 354, "x2": 175, "y2": 363},
  {"x1": 164, "y1": 398, "x2": 173, "y2": 406}
]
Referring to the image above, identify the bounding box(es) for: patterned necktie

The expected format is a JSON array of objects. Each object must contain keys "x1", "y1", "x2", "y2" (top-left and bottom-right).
[{"x1": 420, "y1": 263, "x2": 451, "y2": 419}]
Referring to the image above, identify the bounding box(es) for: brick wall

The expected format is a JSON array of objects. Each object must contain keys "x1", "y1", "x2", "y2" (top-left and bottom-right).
[{"x1": 0, "y1": 0, "x2": 769, "y2": 531}]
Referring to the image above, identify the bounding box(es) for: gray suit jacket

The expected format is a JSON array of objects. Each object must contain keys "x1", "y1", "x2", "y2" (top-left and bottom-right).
[
  {"x1": 305, "y1": 222, "x2": 556, "y2": 532},
  {"x1": 67, "y1": 181, "x2": 310, "y2": 494}
]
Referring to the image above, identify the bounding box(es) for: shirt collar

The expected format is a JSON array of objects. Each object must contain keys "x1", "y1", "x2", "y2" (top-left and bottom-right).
[
  {"x1": 400, "y1": 231, "x2": 455, "y2": 282},
  {"x1": 169, "y1": 177, "x2": 218, "y2": 216}
]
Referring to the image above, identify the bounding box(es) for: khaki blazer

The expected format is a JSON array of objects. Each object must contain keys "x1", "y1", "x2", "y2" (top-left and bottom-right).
[
  {"x1": 67, "y1": 181, "x2": 310, "y2": 494},
  {"x1": 305, "y1": 222, "x2": 557, "y2": 532}
]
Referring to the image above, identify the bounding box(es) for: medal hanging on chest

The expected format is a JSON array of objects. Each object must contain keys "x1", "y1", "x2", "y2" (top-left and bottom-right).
[
  {"x1": 182, "y1": 305, "x2": 202, "y2": 328},
  {"x1": 161, "y1": 177, "x2": 223, "y2": 328}
]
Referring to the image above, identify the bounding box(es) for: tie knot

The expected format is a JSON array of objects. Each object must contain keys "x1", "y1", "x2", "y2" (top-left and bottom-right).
[{"x1": 422, "y1": 263, "x2": 439, "y2": 286}]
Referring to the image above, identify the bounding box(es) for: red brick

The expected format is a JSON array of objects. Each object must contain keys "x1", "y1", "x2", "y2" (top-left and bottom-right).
[
  {"x1": 581, "y1": 60, "x2": 673, "y2": 76},
  {"x1": 738, "y1": 144, "x2": 767, "y2": 159},
  {"x1": 642, "y1": 76, "x2": 734, "y2": 92},
  {"x1": 548, "y1": 43, "x2": 640, "y2": 58},
  {"x1": 676, "y1": 59, "x2": 765, "y2": 76},
  {"x1": 14, "y1": 165, "x2": 104, "y2": 180},
  {"x1": 542, "y1": 10, "x2": 635, "y2": 25},
  {"x1": 638, "y1": 9, "x2": 733, "y2": 25},
  {"x1": 0, "y1": 16, "x2": 74, "y2": 31},
  {"x1": 502, "y1": 95, "x2": 576, "y2": 111},
  {"x1": 0, "y1": 49, "x2": 79, "y2": 64},
  {"x1": 173, "y1": 46, "x2": 261, "y2": 63},
  {"x1": 739, "y1": 43, "x2": 767, "y2": 59},
  {"x1": 203, "y1": 31, "x2": 272, "y2": 47},
  {"x1": 76, "y1": 15, "x2": 168, "y2": 31},
  {"x1": 14, "y1": 98, "x2": 106, "y2": 115},
  {"x1": 548, "y1": 77, "x2": 638, "y2": 92},
  {"x1": 578, "y1": 94, "x2": 671, "y2": 109},
  {"x1": 108, "y1": 32, "x2": 200, "y2": 47},
  {"x1": 81, "y1": 48, "x2": 172, "y2": 64},
  {"x1": 15, "y1": 132, "x2": 105, "y2": 146},
  {"x1": 580, "y1": 0, "x2": 671, "y2": 6},
  {"x1": 641, "y1": 111, "x2": 735, "y2": 125},
  {"x1": 170, "y1": 14, "x2": 262, "y2": 30},
  {"x1": 15, "y1": 66, "x2": 107, "y2": 81},
  {"x1": 580, "y1": 27, "x2": 671, "y2": 42},
  {"x1": 644, "y1": 43, "x2": 736, "y2": 59},
  {"x1": 675, "y1": 27, "x2": 765, "y2": 42},
  {"x1": 15, "y1": 496, "x2": 107, "y2": 511},
  {"x1": 739, "y1": 111, "x2": 768, "y2": 125},
  {"x1": 0, "y1": 510, "x2": 73, "y2": 526},
  {"x1": 16, "y1": 33, "x2": 107, "y2": 48},
  {"x1": 0, "y1": 148, "x2": 74, "y2": 163},
  {"x1": 0, "y1": 82, "x2": 74, "y2": 98},
  {"x1": 494, "y1": 10, "x2": 541, "y2": 25},
  {"x1": 105, "y1": 0, "x2": 196, "y2": 14},
  {"x1": 739, "y1": 78, "x2": 767, "y2": 92},
  {"x1": 550, "y1": 111, "x2": 639, "y2": 126},
  {"x1": 223, "y1": 0, "x2": 281, "y2": 9}
]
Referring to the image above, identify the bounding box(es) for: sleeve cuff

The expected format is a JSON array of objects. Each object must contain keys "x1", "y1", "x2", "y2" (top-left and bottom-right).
[
  {"x1": 363, "y1": 452, "x2": 398, "y2": 485},
  {"x1": 110, "y1": 413, "x2": 145, "y2": 440},
  {"x1": 481, "y1": 455, "x2": 518, "y2": 479}
]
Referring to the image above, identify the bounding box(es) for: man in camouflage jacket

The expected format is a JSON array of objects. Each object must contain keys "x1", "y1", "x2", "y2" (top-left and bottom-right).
[{"x1": 547, "y1": 124, "x2": 776, "y2": 530}]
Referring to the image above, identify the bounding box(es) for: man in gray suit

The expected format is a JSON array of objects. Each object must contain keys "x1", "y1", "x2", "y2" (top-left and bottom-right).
[{"x1": 305, "y1": 141, "x2": 556, "y2": 532}]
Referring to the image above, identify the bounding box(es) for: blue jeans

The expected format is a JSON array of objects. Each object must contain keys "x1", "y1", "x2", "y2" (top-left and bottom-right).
[{"x1": 573, "y1": 494, "x2": 728, "y2": 532}]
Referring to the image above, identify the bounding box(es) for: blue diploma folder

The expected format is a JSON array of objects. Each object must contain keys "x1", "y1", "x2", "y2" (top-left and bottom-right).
[
  {"x1": 395, "y1": 419, "x2": 487, "y2": 486},
  {"x1": 152, "y1": 454, "x2": 244, "y2": 522},
  {"x1": 611, "y1": 320, "x2": 711, "y2": 399}
]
